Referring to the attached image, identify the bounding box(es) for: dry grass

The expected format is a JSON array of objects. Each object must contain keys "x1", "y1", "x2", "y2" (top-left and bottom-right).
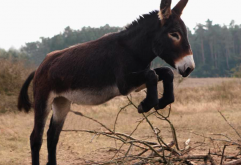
[
  {"x1": 0, "y1": 59, "x2": 34, "y2": 113},
  {"x1": 0, "y1": 77, "x2": 241, "y2": 165}
]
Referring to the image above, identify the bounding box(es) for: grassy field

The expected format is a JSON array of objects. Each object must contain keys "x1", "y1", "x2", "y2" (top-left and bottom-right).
[{"x1": 0, "y1": 77, "x2": 241, "y2": 165}]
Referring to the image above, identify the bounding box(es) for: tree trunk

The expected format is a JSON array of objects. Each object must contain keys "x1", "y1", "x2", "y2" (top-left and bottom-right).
[
  {"x1": 209, "y1": 40, "x2": 214, "y2": 62},
  {"x1": 201, "y1": 39, "x2": 205, "y2": 64},
  {"x1": 225, "y1": 43, "x2": 230, "y2": 69}
]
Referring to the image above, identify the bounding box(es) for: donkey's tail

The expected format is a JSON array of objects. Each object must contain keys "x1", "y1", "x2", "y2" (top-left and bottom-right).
[{"x1": 18, "y1": 71, "x2": 36, "y2": 113}]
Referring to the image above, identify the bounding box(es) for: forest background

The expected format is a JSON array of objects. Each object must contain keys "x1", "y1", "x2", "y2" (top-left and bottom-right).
[{"x1": 1, "y1": 20, "x2": 241, "y2": 78}]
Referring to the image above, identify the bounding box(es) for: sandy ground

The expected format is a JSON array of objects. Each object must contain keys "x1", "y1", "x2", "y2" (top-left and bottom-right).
[{"x1": 0, "y1": 78, "x2": 241, "y2": 165}]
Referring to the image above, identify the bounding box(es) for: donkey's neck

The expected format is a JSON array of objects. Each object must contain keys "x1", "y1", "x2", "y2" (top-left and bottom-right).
[{"x1": 120, "y1": 11, "x2": 160, "y2": 66}]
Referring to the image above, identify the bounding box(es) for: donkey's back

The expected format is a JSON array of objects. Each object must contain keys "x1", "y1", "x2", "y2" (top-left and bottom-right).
[{"x1": 38, "y1": 33, "x2": 118, "y2": 91}]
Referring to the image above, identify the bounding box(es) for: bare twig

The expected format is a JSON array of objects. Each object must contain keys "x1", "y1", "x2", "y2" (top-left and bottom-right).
[
  {"x1": 223, "y1": 158, "x2": 241, "y2": 165},
  {"x1": 113, "y1": 103, "x2": 131, "y2": 133},
  {"x1": 62, "y1": 94, "x2": 240, "y2": 165},
  {"x1": 208, "y1": 153, "x2": 218, "y2": 165},
  {"x1": 155, "y1": 109, "x2": 180, "y2": 150},
  {"x1": 123, "y1": 143, "x2": 133, "y2": 162},
  {"x1": 127, "y1": 96, "x2": 180, "y2": 156},
  {"x1": 111, "y1": 97, "x2": 157, "y2": 160},
  {"x1": 221, "y1": 145, "x2": 227, "y2": 165},
  {"x1": 191, "y1": 132, "x2": 241, "y2": 146},
  {"x1": 211, "y1": 133, "x2": 233, "y2": 141},
  {"x1": 148, "y1": 141, "x2": 175, "y2": 157},
  {"x1": 210, "y1": 153, "x2": 241, "y2": 160},
  {"x1": 70, "y1": 110, "x2": 112, "y2": 133},
  {"x1": 218, "y1": 110, "x2": 241, "y2": 139},
  {"x1": 145, "y1": 154, "x2": 217, "y2": 165}
]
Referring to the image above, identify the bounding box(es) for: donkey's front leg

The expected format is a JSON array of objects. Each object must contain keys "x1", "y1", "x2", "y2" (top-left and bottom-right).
[
  {"x1": 137, "y1": 70, "x2": 159, "y2": 113},
  {"x1": 154, "y1": 67, "x2": 174, "y2": 110}
]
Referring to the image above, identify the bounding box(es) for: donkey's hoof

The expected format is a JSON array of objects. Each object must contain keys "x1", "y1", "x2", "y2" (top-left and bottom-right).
[
  {"x1": 138, "y1": 103, "x2": 150, "y2": 113},
  {"x1": 47, "y1": 161, "x2": 56, "y2": 165},
  {"x1": 138, "y1": 104, "x2": 144, "y2": 113},
  {"x1": 154, "y1": 104, "x2": 166, "y2": 110},
  {"x1": 154, "y1": 98, "x2": 174, "y2": 110},
  {"x1": 154, "y1": 102, "x2": 167, "y2": 110},
  {"x1": 138, "y1": 102, "x2": 153, "y2": 113}
]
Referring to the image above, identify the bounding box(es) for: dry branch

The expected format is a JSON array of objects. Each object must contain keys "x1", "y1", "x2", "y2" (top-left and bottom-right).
[
  {"x1": 223, "y1": 158, "x2": 241, "y2": 165},
  {"x1": 221, "y1": 145, "x2": 227, "y2": 165},
  {"x1": 62, "y1": 96, "x2": 241, "y2": 165},
  {"x1": 218, "y1": 110, "x2": 241, "y2": 139}
]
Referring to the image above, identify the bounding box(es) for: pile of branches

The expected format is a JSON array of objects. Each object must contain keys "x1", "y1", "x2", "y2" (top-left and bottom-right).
[{"x1": 63, "y1": 96, "x2": 241, "y2": 165}]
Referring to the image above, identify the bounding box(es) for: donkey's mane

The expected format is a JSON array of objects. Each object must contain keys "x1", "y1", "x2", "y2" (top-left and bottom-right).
[{"x1": 125, "y1": 10, "x2": 159, "y2": 30}]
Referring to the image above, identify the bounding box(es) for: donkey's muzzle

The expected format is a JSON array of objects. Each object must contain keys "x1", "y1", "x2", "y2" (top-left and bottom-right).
[
  {"x1": 180, "y1": 67, "x2": 194, "y2": 77},
  {"x1": 175, "y1": 55, "x2": 195, "y2": 77}
]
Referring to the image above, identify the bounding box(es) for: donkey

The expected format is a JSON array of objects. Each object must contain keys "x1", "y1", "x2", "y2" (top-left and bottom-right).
[{"x1": 18, "y1": 0, "x2": 194, "y2": 164}]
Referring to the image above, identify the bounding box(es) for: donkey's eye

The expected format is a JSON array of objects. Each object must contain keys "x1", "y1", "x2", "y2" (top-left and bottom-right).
[
  {"x1": 168, "y1": 32, "x2": 180, "y2": 41},
  {"x1": 171, "y1": 33, "x2": 179, "y2": 39}
]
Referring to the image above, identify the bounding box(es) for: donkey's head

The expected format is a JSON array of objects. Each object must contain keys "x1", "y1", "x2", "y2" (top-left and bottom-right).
[{"x1": 153, "y1": 0, "x2": 195, "y2": 77}]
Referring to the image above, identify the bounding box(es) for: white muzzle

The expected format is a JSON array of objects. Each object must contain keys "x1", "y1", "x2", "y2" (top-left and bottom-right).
[{"x1": 175, "y1": 55, "x2": 195, "y2": 77}]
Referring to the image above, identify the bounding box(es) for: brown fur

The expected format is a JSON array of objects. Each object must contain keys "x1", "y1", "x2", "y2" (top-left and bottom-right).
[{"x1": 18, "y1": 1, "x2": 194, "y2": 165}]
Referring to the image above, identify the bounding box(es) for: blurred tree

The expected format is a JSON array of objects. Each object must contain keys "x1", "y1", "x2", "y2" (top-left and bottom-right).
[{"x1": 4, "y1": 21, "x2": 240, "y2": 77}]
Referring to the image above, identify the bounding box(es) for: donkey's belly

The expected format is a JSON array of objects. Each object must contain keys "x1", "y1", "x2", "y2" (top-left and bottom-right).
[{"x1": 60, "y1": 86, "x2": 121, "y2": 105}]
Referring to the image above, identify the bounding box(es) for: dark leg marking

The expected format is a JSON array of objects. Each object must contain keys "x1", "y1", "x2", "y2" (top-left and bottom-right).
[
  {"x1": 47, "y1": 97, "x2": 70, "y2": 165},
  {"x1": 31, "y1": 99, "x2": 51, "y2": 165},
  {"x1": 154, "y1": 67, "x2": 174, "y2": 110},
  {"x1": 138, "y1": 70, "x2": 159, "y2": 113}
]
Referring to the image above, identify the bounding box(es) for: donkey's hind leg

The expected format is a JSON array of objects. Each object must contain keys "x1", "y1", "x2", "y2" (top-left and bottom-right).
[
  {"x1": 47, "y1": 97, "x2": 71, "y2": 165},
  {"x1": 31, "y1": 98, "x2": 52, "y2": 165}
]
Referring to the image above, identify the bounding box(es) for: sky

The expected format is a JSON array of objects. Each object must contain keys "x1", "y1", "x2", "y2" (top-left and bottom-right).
[{"x1": 0, "y1": 0, "x2": 241, "y2": 50}]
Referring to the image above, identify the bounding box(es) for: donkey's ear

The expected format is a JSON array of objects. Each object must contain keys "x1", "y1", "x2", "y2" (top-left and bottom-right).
[
  {"x1": 158, "y1": 0, "x2": 172, "y2": 22},
  {"x1": 172, "y1": 0, "x2": 188, "y2": 16}
]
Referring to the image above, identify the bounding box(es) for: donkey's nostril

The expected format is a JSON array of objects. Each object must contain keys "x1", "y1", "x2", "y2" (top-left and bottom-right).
[
  {"x1": 183, "y1": 67, "x2": 193, "y2": 77},
  {"x1": 175, "y1": 55, "x2": 195, "y2": 77}
]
